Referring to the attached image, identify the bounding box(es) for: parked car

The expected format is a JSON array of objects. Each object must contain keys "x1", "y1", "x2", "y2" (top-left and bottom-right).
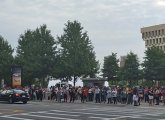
[{"x1": 0, "y1": 89, "x2": 30, "y2": 104}]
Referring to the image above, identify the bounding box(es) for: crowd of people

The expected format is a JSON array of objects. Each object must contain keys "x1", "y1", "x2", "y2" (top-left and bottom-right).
[{"x1": 28, "y1": 85, "x2": 165, "y2": 106}]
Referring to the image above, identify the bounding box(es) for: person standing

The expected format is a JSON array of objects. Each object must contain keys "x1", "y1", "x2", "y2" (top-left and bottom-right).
[
  {"x1": 112, "y1": 88, "x2": 117, "y2": 104},
  {"x1": 63, "y1": 88, "x2": 68, "y2": 102},
  {"x1": 107, "y1": 87, "x2": 112, "y2": 104},
  {"x1": 121, "y1": 88, "x2": 127, "y2": 104},
  {"x1": 148, "y1": 87, "x2": 154, "y2": 106},
  {"x1": 101, "y1": 87, "x2": 107, "y2": 103},
  {"x1": 155, "y1": 87, "x2": 160, "y2": 105},
  {"x1": 38, "y1": 88, "x2": 43, "y2": 101},
  {"x1": 95, "y1": 86, "x2": 100, "y2": 103},
  {"x1": 144, "y1": 87, "x2": 149, "y2": 103},
  {"x1": 162, "y1": 87, "x2": 165, "y2": 105},
  {"x1": 88, "y1": 87, "x2": 92, "y2": 102},
  {"x1": 127, "y1": 88, "x2": 133, "y2": 104},
  {"x1": 82, "y1": 87, "x2": 88, "y2": 103},
  {"x1": 133, "y1": 93, "x2": 139, "y2": 106},
  {"x1": 69, "y1": 88, "x2": 75, "y2": 103},
  {"x1": 57, "y1": 88, "x2": 62, "y2": 103}
]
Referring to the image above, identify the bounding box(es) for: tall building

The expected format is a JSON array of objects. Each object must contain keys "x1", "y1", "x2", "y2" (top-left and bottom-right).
[
  {"x1": 141, "y1": 24, "x2": 165, "y2": 52},
  {"x1": 120, "y1": 56, "x2": 127, "y2": 68}
]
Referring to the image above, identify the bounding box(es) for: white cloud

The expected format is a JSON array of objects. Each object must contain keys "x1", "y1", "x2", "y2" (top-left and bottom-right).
[{"x1": 156, "y1": 0, "x2": 165, "y2": 6}]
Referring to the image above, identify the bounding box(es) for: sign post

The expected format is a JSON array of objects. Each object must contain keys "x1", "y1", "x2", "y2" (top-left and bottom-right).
[{"x1": 11, "y1": 66, "x2": 22, "y2": 88}]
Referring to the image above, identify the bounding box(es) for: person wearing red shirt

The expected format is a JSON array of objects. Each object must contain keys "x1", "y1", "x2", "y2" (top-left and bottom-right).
[{"x1": 81, "y1": 87, "x2": 88, "y2": 103}]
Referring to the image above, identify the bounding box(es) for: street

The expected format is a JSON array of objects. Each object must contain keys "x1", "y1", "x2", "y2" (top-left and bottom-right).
[{"x1": 0, "y1": 100, "x2": 165, "y2": 120}]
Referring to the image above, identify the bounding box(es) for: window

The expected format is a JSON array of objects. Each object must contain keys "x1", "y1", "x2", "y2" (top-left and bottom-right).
[
  {"x1": 142, "y1": 33, "x2": 145, "y2": 38},
  {"x1": 156, "y1": 38, "x2": 158, "y2": 44},
  {"x1": 6, "y1": 90, "x2": 13, "y2": 94},
  {"x1": 146, "y1": 32, "x2": 148, "y2": 37},
  {"x1": 152, "y1": 31, "x2": 154, "y2": 36},
  {"x1": 162, "y1": 29, "x2": 164, "y2": 35},
  {"x1": 146, "y1": 40, "x2": 148, "y2": 45},
  {"x1": 155, "y1": 30, "x2": 157, "y2": 36},
  {"x1": 153, "y1": 39, "x2": 155, "y2": 44},
  {"x1": 163, "y1": 38, "x2": 165, "y2": 43},
  {"x1": 159, "y1": 38, "x2": 162, "y2": 43},
  {"x1": 158, "y1": 30, "x2": 161, "y2": 35},
  {"x1": 150, "y1": 39, "x2": 152, "y2": 44},
  {"x1": 149, "y1": 32, "x2": 151, "y2": 37},
  {"x1": 1, "y1": 90, "x2": 7, "y2": 94},
  {"x1": 160, "y1": 46, "x2": 162, "y2": 50}
]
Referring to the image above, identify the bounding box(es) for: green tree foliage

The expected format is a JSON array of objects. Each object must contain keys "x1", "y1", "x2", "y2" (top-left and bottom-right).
[
  {"x1": 0, "y1": 35, "x2": 14, "y2": 86},
  {"x1": 142, "y1": 46, "x2": 165, "y2": 81},
  {"x1": 57, "y1": 20, "x2": 99, "y2": 86},
  {"x1": 122, "y1": 52, "x2": 140, "y2": 85},
  {"x1": 16, "y1": 25, "x2": 57, "y2": 86},
  {"x1": 102, "y1": 53, "x2": 119, "y2": 82}
]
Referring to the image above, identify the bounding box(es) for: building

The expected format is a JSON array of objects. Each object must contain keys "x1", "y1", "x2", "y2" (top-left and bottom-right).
[
  {"x1": 120, "y1": 56, "x2": 127, "y2": 68},
  {"x1": 81, "y1": 78, "x2": 107, "y2": 87},
  {"x1": 141, "y1": 24, "x2": 165, "y2": 52}
]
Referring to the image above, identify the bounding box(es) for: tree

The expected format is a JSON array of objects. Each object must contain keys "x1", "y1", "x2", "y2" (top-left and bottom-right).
[
  {"x1": 142, "y1": 46, "x2": 165, "y2": 82},
  {"x1": 0, "y1": 35, "x2": 14, "y2": 86},
  {"x1": 57, "y1": 20, "x2": 99, "y2": 86},
  {"x1": 102, "y1": 53, "x2": 119, "y2": 84},
  {"x1": 16, "y1": 25, "x2": 57, "y2": 86},
  {"x1": 122, "y1": 52, "x2": 140, "y2": 86}
]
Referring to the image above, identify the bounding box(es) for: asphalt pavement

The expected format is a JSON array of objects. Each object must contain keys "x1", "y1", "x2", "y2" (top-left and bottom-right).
[{"x1": 0, "y1": 100, "x2": 165, "y2": 120}]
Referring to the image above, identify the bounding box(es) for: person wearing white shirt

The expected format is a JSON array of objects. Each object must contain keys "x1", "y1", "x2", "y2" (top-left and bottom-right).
[
  {"x1": 112, "y1": 88, "x2": 117, "y2": 104},
  {"x1": 95, "y1": 86, "x2": 100, "y2": 103},
  {"x1": 133, "y1": 93, "x2": 139, "y2": 106}
]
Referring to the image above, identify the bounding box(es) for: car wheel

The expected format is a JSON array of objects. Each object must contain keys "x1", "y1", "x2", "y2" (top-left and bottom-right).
[
  {"x1": 9, "y1": 98, "x2": 13, "y2": 104},
  {"x1": 23, "y1": 101, "x2": 27, "y2": 104}
]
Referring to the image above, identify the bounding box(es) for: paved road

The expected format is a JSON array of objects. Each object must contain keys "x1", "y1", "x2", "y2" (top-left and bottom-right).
[{"x1": 0, "y1": 100, "x2": 165, "y2": 120}]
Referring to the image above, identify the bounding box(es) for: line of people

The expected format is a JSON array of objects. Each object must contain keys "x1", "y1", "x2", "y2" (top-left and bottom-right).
[
  {"x1": 29, "y1": 85, "x2": 165, "y2": 107},
  {"x1": 48, "y1": 86, "x2": 135, "y2": 105}
]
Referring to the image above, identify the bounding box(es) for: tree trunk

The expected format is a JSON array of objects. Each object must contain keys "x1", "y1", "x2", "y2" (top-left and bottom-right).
[{"x1": 73, "y1": 76, "x2": 77, "y2": 87}]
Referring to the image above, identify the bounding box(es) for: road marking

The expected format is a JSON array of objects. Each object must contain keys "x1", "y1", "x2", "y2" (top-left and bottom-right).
[
  {"x1": 35, "y1": 111, "x2": 80, "y2": 117},
  {"x1": 51, "y1": 110, "x2": 121, "y2": 117},
  {"x1": 90, "y1": 115, "x2": 152, "y2": 120},
  {"x1": 0, "y1": 116, "x2": 34, "y2": 120},
  {"x1": 1, "y1": 108, "x2": 165, "y2": 120},
  {"x1": 21, "y1": 113, "x2": 79, "y2": 120},
  {"x1": 13, "y1": 109, "x2": 24, "y2": 113},
  {"x1": 140, "y1": 106, "x2": 165, "y2": 110}
]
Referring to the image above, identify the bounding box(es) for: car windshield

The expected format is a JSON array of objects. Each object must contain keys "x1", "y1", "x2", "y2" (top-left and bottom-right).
[{"x1": 13, "y1": 89, "x2": 25, "y2": 94}]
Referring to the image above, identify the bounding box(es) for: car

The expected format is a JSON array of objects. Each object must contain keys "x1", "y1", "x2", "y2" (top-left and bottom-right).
[{"x1": 0, "y1": 89, "x2": 30, "y2": 104}]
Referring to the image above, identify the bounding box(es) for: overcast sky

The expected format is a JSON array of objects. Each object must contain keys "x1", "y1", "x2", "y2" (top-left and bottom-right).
[{"x1": 1, "y1": 0, "x2": 165, "y2": 66}]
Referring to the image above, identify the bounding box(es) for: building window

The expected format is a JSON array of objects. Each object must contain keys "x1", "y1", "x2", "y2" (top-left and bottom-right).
[
  {"x1": 163, "y1": 37, "x2": 165, "y2": 43},
  {"x1": 159, "y1": 38, "x2": 162, "y2": 43},
  {"x1": 153, "y1": 39, "x2": 155, "y2": 44},
  {"x1": 158, "y1": 30, "x2": 161, "y2": 35},
  {"x1": 156, "y1": 38, "x2": 158, "y2": 44},
  {"x1": 146, "y1": 40, "x2": 148, "y2": 45},
  {"x1": 155, "y1": 30, "x2": 157, "y2": 36},
  {"x1": 149, "y1": 32, "x2": 151, "y2": 37},
  {"x1": 146, "y1": 32, "x2": 148, "y2": 37},
  {"x1": 162, "y1": 29, "x2": 164, "y2": 35},
  {"x1": 160, "y1": 46, "x2": 162, "y2": 50},
  {"x1": 152, "y1": 31, "x2": 154, "y2": 36},
  {"x1": 142, "y1": 33, "x2": 145, "y2": 38}
]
